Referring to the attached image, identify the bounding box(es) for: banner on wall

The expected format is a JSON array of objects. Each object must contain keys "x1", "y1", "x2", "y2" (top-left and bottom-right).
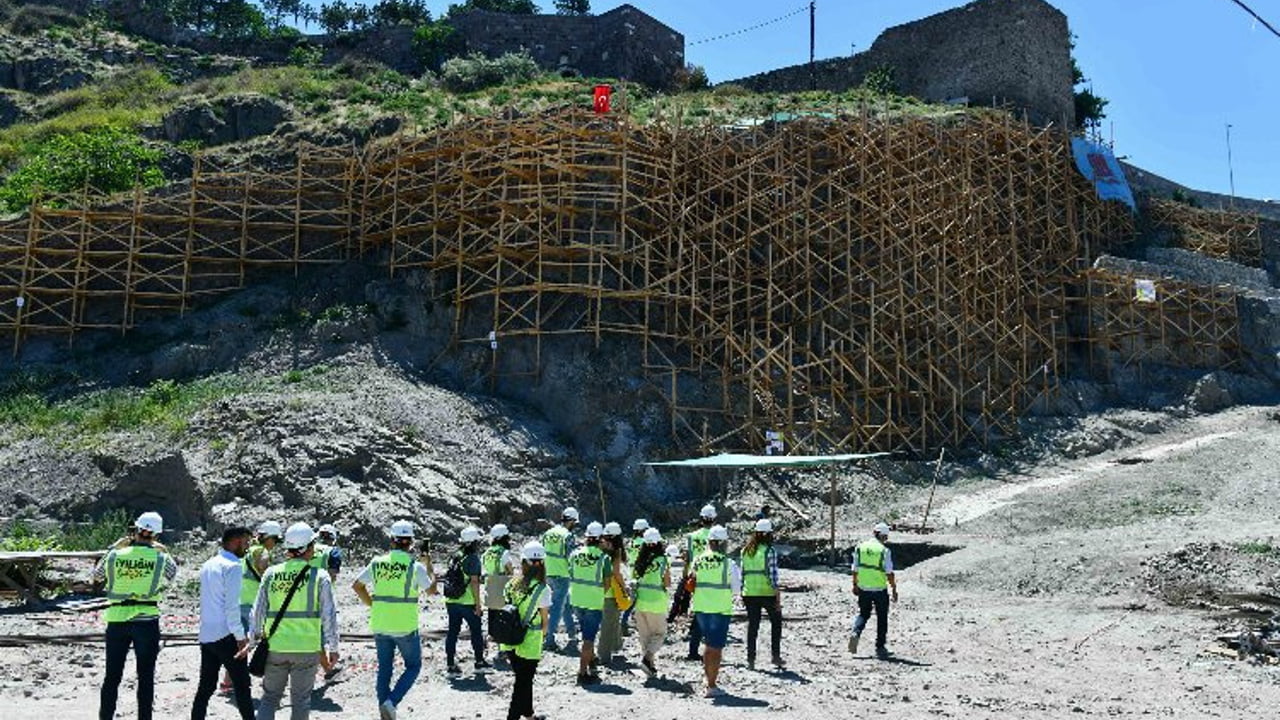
[{"x1": 1071, "y1": 138, "x2": 1135, "y2": 210}]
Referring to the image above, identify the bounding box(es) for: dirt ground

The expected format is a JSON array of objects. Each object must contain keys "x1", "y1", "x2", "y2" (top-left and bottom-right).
[{"x1": 3, "y1": 405, "x2": 1279, "y2": 719}]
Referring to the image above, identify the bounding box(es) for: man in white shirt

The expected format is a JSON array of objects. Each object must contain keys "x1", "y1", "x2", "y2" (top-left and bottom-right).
[{"x1": 192, "y1": 526, "x2": 255, "y2": 720}]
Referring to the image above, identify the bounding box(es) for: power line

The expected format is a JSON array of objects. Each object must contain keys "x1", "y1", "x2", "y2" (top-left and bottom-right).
[
  {"x1": 688, "y1": 4, "x2": 811, "y2": 46},
  {"x1": 1227, "y1": 0, "x2": 1280, "y2": 40}
]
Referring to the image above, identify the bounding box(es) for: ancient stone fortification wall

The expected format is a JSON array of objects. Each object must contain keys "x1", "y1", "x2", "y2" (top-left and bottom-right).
[
  {"x1": 731, "y1": 0, "x2": 1074, "y2": 127},
  {"x1": 448, "y1": 5, "x2": 684, "y2": 89}
]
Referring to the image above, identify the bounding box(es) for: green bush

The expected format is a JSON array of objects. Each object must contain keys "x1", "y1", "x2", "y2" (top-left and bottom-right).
[
  {"x1": 861, "y1": 64, "x2": 898, "y2": 96},
  {"x1": 61, "y1": 510, "x2": 132, "y2": 552},
  {"x1": 0, "y1": 518, "x2": 61, "y2": 551},
  {"x1": 0, "y1": 128, "x2": 163, "y2": 212},
  {"x1": 287, "y1": 43, "x2": 324, "y2": 67},
  {"x1": 440, "y1": 52, "x2": 539, "y2": 93},
  {"x1": 7, "y1": 4, "x2": 82, "y2": 35},
  {"x1": 412, "y1": 20, "x2": 463, "y2": 72}
]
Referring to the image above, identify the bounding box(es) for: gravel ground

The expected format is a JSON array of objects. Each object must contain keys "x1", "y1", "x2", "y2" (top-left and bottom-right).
[{"x1": 3, "y1": 405, "x2": 1280, "y2": 719}]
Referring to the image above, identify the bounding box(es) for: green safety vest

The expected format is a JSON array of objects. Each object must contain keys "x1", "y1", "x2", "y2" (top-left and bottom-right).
[
  {"x1": 103, "y1": 545, "x2": 167, "y2": 623},
  {"x1": 633, "y1": 556, "x2": 669, "y2": 614},
  {"x1": 444, "y1": 551, "x2": 480, "y2": 606},
  {"x1": 690, "y1": 551, "x2": 733, "y2": 616},
  {"x1": 541, "y1": 526, "x2": 572, "y2": 578},
  {"x1": 240, "y1": 544, "x2": 269, "y2": 607},
  {"x1": 567, "y1": 546, "x2": 608, "y2": 611},
  {"x1": 369, "y1": 550, "x2": 420, "y2": 635},
  {"x1": 500, "y1": 580, "x2": 546, "y2": 661},
  {"x1": 308, "y1": 544, "x2": 332, "y2": 571},
  {"x1": 855, "y1": 540, "x2": 888, "y2": 591},
  {"x1": 482, "y1": 545, "x2": 509, "y2": 576},
  {"x1": 630, "y1": 536, "x2": 644, "y2": 553},
  {"x1": 685, "y1": 527, "x2": 711, "y2": 566},
  {"x1": 263, "y1": 559, "x2": 322, "y2": 654},
  {"x1": 741, "y1": 544, "x2": 776, "y2": 597}
]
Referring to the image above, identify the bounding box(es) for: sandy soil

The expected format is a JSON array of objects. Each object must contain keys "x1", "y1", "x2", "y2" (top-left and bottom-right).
[{"x1": 3, "y1": 405, "x2": 1279, "y2": 719}]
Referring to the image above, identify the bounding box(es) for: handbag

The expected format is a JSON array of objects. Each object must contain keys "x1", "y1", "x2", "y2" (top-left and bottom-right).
[{"x1": 248, "y1": 566, "x2": 311, "y2": 677}]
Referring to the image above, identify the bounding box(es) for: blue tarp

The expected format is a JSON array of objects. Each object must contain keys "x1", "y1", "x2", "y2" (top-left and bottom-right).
[{"x1": 1072, "y1": 138, "x2": 1136, "y2": 209}]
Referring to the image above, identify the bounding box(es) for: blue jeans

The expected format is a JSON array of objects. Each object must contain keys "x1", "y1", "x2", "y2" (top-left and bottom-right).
[
  {"x1": 375, "y1": 632, "x2": 422, "y2": 706},
  {"x1": 445, "y1": 603, "x2": 484, "y2": 665},
  {"x1": 544, "y1": 576, "x2": 576, "y2": 644}
]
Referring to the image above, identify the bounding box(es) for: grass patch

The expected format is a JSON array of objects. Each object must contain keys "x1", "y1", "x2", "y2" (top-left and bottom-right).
[
  {"x1": 0, "y1": 509, "x2": 130, "y2": 552},
  {"x1": 1235, "y1": 541, "x2": 1278, "y2": 556}
]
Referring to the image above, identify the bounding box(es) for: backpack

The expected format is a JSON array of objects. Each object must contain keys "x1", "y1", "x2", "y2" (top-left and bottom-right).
[
  {"x1": 441, "y1": 553, "x2": 468, "y2": 600},
  {"x1": 489, "y1": 584, "x2": 544, "y2": 645}
]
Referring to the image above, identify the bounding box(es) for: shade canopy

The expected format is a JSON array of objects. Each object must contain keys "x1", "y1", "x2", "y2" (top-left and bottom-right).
[{"x1": 645, "y1": 452, "x2": 888, "y2": 468}]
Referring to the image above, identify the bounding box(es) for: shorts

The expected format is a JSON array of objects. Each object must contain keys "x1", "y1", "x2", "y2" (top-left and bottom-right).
[
  {"x1": 694, "y1": 612, "x2": 730, "y2": 650},
  {"x1": 573, "y1": 607, "x2": 603, "y2": 643}
]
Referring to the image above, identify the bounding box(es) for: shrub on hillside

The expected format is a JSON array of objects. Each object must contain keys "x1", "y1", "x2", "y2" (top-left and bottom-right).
[
  {"x1": 7, "y1": 3, "x2": 82, "y2": 35},
  {"x1": 440, "y1": 52, "x2": 538, "y2": 93},
  {"x1": 0, "y1": 128, "x2": 163, "y2": 213},
  {"x1": 672, "y1": 63, "x2": 709, "y2": 92}
]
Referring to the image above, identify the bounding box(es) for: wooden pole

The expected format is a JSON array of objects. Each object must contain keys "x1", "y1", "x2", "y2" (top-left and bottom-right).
[
  {"x1": 919, "y1": 447, "x2": 946, "y2": 532},
  {"x1": 828, "y1": 468, "x2": 838, "y2": 567},
  {"x1": 595, "y1": 465, "x2": 607, "y2": 522}
]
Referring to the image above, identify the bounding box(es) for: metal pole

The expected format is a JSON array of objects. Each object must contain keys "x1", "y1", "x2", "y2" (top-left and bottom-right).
[
  {"x1": 809, "y1": 1, "x2": 816, "y2": 91},
  {"x1": 1226, "y1": 123, "x2": 1236, "y2": 208}
]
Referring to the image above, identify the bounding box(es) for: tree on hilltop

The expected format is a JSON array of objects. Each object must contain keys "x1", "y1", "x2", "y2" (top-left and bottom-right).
[{"x1": 554, "y1": 0, "x2": 590, "y2": 15}]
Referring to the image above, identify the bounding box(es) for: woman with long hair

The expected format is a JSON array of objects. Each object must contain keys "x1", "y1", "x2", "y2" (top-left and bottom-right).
[
  {"x1": 631, "y1": 527, "x2": 672, "y2": 677},
  {"x1": 741, "y1": 518, "x2": 784, "y2": 670},
  {"x1": 502, "y1": 541, "x2": 551, "y2": 720},
  {"x1": 596, "y1": 522, "x2": 628, "y2": 665}
]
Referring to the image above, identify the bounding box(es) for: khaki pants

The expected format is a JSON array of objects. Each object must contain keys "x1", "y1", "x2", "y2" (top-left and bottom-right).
[
  {"x1": 634, "y1": 611, "x2": 667, "y2": 658},
  {"x1": 598, "y1": 597, "x2": 622, "y2": 660},
  {"x1": 256, "y1": 651, "x2": 319, "y2": 720}
]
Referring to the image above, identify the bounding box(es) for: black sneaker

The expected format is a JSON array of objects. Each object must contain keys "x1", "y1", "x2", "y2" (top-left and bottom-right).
[
  {"x1": 875, "y1": 646, "x2": 892, "y2": 660},
  {"x1": 474, "y1": 659, "x2": 493, "y2": 673},
  {"x1": 771, "y1": 654, "x2": 786, "y2": 669},
  {"x1": 684, "y1": 652, "x2": 702, "y2": 662},
  {"x1": 577, "y1": 672, "x2": 600, "y2": 686},
  {"x1": 641, "y1": 657, "x2": 657, "y2": 678},
  {"x1": 446, "y1": 663, "x2": 462, "y2": 676}
]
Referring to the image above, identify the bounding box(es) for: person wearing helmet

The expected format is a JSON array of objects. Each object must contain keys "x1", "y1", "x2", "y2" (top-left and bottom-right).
[
  {"x1": 681, "y1": 503, "x2": 718, "y2": 661},
  {"x1": 483, "y1": 524, "x2": 517, "y2": 666},
  {"x1": 690, "y1": 524, "x2": 741, "y2": 698},
  {"x1": 500, "y1": 541, "x2": 552, "y2": 720},
  {"x1": 240, "y1": 521, "x2": 283, "y2": 638},
  {"x1": 353, "y1": 520, "x2": 434, "y2": 720},
  {"x1": 632, "y1": 527, "x2": 671, "y2": 678},
  {"x1": 741, "y1": 518, "x2": 784, "y2": 670},
  {"x1": 311, "y1": 523, "x2": 344, "y2": 680},
  {"x1": 244, "y1": 522, "x2": 340, "y2": 720},
  {"x1": 94, "y1": 511, "x2": 178, "y2": 720},
  {"x1": 619, "y1": 519, "x2": 649, "y2": 633},
  {"x1": 539, "y1": 506, "x2": 580, "y2": 650},
  {"x1": 596, "y1": 521, "x2": 628, "y2": 665},
  {"x1": 445, "y1": 526, "x2": 490, "y2": 675},
  {"x1": 567, "y1": 521, "x2": 619, "y2": 685},
  {"x1": 849, "y1": 522, "x2": 898, "y2": 659}
]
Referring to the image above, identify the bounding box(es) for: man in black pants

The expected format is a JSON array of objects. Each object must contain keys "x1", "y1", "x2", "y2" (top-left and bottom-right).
[
  {"x1": 849, "y1": 523, "x2": 898, "y2": 659},
  {"x1": 192, "y1": 526, "x2": 255, "y2": 720}
]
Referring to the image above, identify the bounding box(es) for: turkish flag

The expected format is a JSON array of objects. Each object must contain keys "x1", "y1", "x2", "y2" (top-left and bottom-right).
[{"x1": 593, "y1": 84, "x2": 612, "y2": 114}]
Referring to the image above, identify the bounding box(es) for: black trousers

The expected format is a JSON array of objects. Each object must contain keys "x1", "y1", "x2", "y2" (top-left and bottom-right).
[
  {"x1": 100, "y1": 619, "x2": 160, "y2": 720},
  {"x1": 854, "y1": 589, "x2": 890, "y2": 649},
  {"x1": 507, "y1": 655, "x2": 538, "y2": 720},
  {"x1": 191, "y1": 634, "x2": 254, "y2": 720},
  {"x1": 687, "y1": 611, "x2": 703, "y2": 656},
  {"x1": 744, "y1": 595, "x2": 782, "y2": 662}
]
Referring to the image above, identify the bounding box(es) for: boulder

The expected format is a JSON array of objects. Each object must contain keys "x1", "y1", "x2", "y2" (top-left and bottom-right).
[
  {"x1": 161, "y1": 94, "x2": 291, "y2": 146},
  {"x1": 1186, "y1": 372, "x2": 1233, "y2": 414},
  {"x1": 0, "y1": 91, "x2": 31, "y2": 129}
]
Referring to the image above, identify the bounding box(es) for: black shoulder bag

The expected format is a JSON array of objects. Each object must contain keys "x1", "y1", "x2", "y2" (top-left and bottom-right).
[{"x1": 249, "y1": 566, "x2": 311, "y2": 677}]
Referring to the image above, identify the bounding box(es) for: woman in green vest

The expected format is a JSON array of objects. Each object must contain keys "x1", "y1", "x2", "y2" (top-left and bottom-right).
[
  {"x1": 631, "y1": 527, "x2": 671, "y2": 678},
  {"x1": 501, "y1": 541, "x2": 551, "y2": 720},
  {"x1": 741, "y1": 518, "x2": 784, "y2": 670},
  {"x1": 690, "y1": 524, "x2": 740, "y2": 698}
]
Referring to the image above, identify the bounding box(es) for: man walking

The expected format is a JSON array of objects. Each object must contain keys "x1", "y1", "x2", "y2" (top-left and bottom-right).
[
  {"x1": 247, "y1": 522, "x2": 340, "y2": 720},
  {"x1": 96, "y1": 511, "x2": 177, "y2": 720},
  {"x1": 689, "y1": 525, "x2": 740, "y2": 698},
  {"x1": 849, "y1": 522, "x2": 898, "y2": 659},
  {"x1": 192, "y1": 526, "x2": 255, "y2": 720},
  {"x1": 539, "y1": 507, "x2": 579, "y2": 650},
  {"x1": 741, "y1": 518, "x2": 784, "y2": 670},
  {"x1": 444, "y1": 526, "x2": 490, "y2": 675},
  {"x1": 567, "y1": 521, "x2": 614, "y2": 685},
  {"x1": 311, "y1": 523, "x2": 343, "y2": 680},
  {"x1": 353, "y1": 520, "x2": 434, "y2": 720},
  {"x1": 682, "y1": 504, "x2": 717, "y2": 661}
]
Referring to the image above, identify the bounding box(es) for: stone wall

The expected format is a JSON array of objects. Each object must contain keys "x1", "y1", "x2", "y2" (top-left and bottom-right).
[
  {"x1": 448, "y1": 4, "x2": 684, "y2": 89},
  {"x1": 730, "y1": 0, "x2": 1074, "y2": 127}
]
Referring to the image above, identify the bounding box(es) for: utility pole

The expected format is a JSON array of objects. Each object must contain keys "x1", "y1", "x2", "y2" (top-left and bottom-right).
[
  {"x1": 1226, "y1": 123, "x2": 1236, "y2": 208},
  {"x1": 809, "y1": 1, "x2": 816, "y2": 91}
]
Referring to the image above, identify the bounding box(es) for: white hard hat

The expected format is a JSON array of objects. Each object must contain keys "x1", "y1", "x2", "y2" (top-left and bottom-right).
[
  {"x1": 490, "y1": 523, "x2": 510, "y2": 539},
  {"x1": 708, "y1": 525, "x2": 729, "y2": 542},
  {"x1": 318, "y1": 523, "x2": 338, "y2": 537},
  {"x1": 562, "y1": 507, "x2": 580, "y2": 521},
  {"x1": 585, "y1": 521, "x2": 604, "y2": 538},
  {"x1": 642, "y1": 527, "x2": 662, "y2": 544},
  {"x1": 874, "y1": 522, "x2": 891, "y2": 537},
  {"x1": 665, "y1": 544, "x2": 682, "y2": 559},
  {"x1": 134, "y1": 512, "x2": 163, "y2": 534},
  {"x1": 389, "y1": 520, "x2": 415, "y2": 538},
  {"x1": 699, "y1": 504, "x2": 717, "y2": 520},
  {"x1": 521, "y1": 540, "x2": 547, "y2": 561},
  {"x1": 460, "y1": 526, "x2": 482, "y2": 543},
  {"x1": 603, "y1": 521, "x2": 623, "y2": 536},
  {"x1": 283, "y1": 522, "x2": 316, "y2": 550},
  {"x1": 632, "y1": 518, "x2": 650, "y2": 532},
  {"x1": 258, "y1": 521, "x2": 283, "y2": 538},
  {"x1": 755, "y1": 518, "x2": 774, "y2": 533}
]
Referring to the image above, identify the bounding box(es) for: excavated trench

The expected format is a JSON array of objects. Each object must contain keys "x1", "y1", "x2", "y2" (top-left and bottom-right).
[{"x1": 778, "y1": 539, "x2": 962, "y2": 571}]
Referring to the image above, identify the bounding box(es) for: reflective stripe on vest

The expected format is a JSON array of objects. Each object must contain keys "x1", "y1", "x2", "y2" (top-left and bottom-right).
[
  {"x1": 567, "y1": 546, "x2": 606, "y2": 610},
  {"x1": 634, "y1": 556, "x2": 669, "y2": 614},
  {"x1": 264, "y1": 560, "x2": 322, "y2": 653},
  {"x1": 502, "y1": 580, "x2": 546, "y2": 661},
  {"x1": 240, "y1": 544, "x2": 267, "y2": 607},
  {"x1": 690, "y1": 551, "x2": 733, "y2": 615},
  {"x1": 370, "y1": 550, "x2": 419, "y2": 635},
  {"x1": 855, "y1": 541, "x2": 888, "y2": 590},
  {"x1": 541, "y1": 526, "x2": 571, "y2": 578},
  {"x1": 741, "y1": 544, "x2": 776, "y2": 597},
  {"x1": 104, "y1": 545, "x2": 165, "y2": 623}
]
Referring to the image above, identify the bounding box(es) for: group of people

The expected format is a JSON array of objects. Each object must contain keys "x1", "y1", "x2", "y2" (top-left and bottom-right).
[{"x1": 94, "y1": 506, "x2": 899, "y2": 720}]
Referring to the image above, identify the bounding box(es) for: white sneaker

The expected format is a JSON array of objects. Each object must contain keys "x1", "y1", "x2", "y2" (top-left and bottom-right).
[
  {"x1": 380, "y1": 699, "x2": 396, "y2": 720},
  {"x1": 704, "y1": 686, "x2": 726, "y2": 698}
]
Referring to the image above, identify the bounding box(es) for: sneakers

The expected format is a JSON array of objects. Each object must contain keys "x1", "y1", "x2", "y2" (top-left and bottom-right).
[
  {"x1": 875, "y1": 646, "x2": 892, "y2": 660},
  {"x1": 641, "y1": 656, "x2": 657, "y2": 678},
  {"x1": 542, "y1": 639, "x2": 560, "y2": 653},
  {"x1": 379, "y1": 700, "x2": 397, "y2": 720},
  {"x1": 323, "y1": 662, "x2": 343, "y2": 681},
  {"x1": 576, "y1": 672, "x2": 601, "y2": 686},
  {"x1": 474, "y1": 659, "x2": 494, "y2": 673},
  {"x1": 684, "y1": 652, "x2": 702, "y2": 662},
  {"x1": 771, "y1": 654, "x2": 786, "y2": 669},
  {"x1": 848, "y1": 634, "x2": 860, "y2": 655},
  {"x1": 704, "y1": 686, "x2": 726, "y2": 699},
  {"x1": 446, "y1": 663, "x2": 463, "y2": 676}
]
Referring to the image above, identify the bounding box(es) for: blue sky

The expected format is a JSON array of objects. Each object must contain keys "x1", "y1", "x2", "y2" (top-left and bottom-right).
[{"x1": 559, "y1": 0, "x2": 1278, "y2": 200}]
